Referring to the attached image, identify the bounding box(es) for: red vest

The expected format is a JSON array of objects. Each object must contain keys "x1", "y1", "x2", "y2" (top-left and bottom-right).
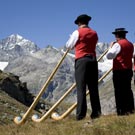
[
  {"x1": 75, "y1": 27, "x2": 98, "y2": 59},
  {"x1": 113, "y1": 39, "x2": 133, "y2": 70}
]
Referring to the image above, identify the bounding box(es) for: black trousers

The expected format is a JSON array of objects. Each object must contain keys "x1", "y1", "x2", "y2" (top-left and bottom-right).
[
  {"x1": 113, "y1": 69, "x2": 134, "y2": 115},
  {"x1": 75, "y1": 56, "x2": 101, "y2": 120}
]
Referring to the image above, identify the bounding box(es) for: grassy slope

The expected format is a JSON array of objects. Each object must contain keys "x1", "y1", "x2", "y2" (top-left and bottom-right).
[
  {"x1": 1, "y1": 115, "x2": 135, "y2": 135},
  {"x1": 0, "y1": 90, "x2": 28, "y2": 125},
  {"x1": 0, "y1": 79, "x2": 135, "y2": 135}
]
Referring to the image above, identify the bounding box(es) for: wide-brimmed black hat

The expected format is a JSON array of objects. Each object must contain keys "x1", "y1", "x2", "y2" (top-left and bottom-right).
[
  {"x1": 112, "y1": 28, "x2": 128, "y2": 34},
  {"x1": 74, "y1": 14, "x2": 91, "y2": 24}
]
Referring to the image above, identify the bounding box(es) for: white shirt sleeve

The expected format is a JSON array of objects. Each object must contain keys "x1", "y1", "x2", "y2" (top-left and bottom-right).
[
  {"x1": 66, "y1": 30, "x2": 79, "y2": 49},
  {"x1": 133, "y1": 45, "x2": 135, "y2": 57},
  {"x1": 106, "y1": 43, "x2": 121, "y2": 59}
]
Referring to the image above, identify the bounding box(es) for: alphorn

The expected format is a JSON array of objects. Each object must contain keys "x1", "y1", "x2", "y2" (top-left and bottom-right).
[
  {"x1": 14, "y1": 49, "x2": 70, "y2": 125},
  {"x1": 32, "y1": 83, "x2": 76, "y2": 122},
  {"x1": 51, "y1": 67, "x2": 112, "y2": 120},
  {"x1": 31, "y1": 48, "x2": 110, "y2": 122}
]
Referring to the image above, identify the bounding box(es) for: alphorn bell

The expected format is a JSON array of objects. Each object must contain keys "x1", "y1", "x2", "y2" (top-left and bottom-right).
[
  {"x1": 32, "y1": 48, "x2": 110, "y2": 122},
  {"x1": 14, "y1": 49, "x2": 70, "y2": 125},
  {"x1": 32, "y1": 83, "x2": 76, "y2": 122},
  {"x1": 51, "y1": 68, "x2": 112, "y2": 120}
]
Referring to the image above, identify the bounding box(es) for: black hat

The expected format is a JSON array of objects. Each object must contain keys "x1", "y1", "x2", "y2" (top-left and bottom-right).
[
  {"x1": 112, "y1": 28, "x2": 128, "y2": 34},
  {"x1": 74, "y1": 14, "x2": 91, "y2": 24}
]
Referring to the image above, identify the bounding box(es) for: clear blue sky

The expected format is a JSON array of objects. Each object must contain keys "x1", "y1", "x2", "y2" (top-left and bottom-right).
[{"x1": 0, "y1": 0, "x2": 135, "y2": 48}]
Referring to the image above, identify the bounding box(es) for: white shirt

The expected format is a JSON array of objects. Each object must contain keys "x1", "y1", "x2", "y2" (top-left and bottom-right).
[
  {"x1": 106, "y1": 43, "x2": 121, "y2": 59},
  {"x1": 133, "y1": 44, "x2": 135, "y2": 57},
  {"x1": 66, "y1": 30, "x2": 79, "y2": 49}
]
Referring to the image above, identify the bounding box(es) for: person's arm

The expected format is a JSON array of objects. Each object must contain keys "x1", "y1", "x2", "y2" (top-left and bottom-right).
[
  {"x1": 66, "y1": 30, "x2": 79, "y2": 50},
  {"x1": 133, "y1": 44, "x2": 135, "y2": 57},
  {"x1": 106, "y1": 42, "x2": 121, "y2": 59},
  {"x1": 133, "y1": 44, "x2": 135, "y2": 72}
]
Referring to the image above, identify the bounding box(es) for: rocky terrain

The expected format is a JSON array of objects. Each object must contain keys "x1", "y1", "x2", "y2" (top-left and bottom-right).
[
  {"x1": 0, "y1": 69, "x2": 53, "y2": 125},
  {"x1": 0, "y1": 70, "x2": 33, "y2": 106}
]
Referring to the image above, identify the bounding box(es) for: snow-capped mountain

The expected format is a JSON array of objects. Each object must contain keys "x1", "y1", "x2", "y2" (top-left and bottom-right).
[
  {"x1": 0, "y1": 34, "x2": 40, "y2": 61},
  {"x1": 0, "y1": 34, "x2": 112, "y2": 94},
  {"x1": 1, "y1": 34, "x2": 135, "y2": 115},
  {"x1": 0, "y1": 34, "x2": 116, "y2": 114}
]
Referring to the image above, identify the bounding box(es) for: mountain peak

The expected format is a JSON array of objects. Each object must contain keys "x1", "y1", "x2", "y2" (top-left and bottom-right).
[
  {"x1": 6, "y1": 34, "x2": 24, "y2": 44},
  {"x1": 0, "y1": 34, "x2": 40, "y2": 59},
  {"x1": 9, "y1": 34, "x2": 23, "y2": 40}
]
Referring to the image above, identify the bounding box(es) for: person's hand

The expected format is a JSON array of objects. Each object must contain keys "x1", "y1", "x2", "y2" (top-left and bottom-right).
[{"x1": 110, "y1": 41, "x2": 116, "y2": 48}]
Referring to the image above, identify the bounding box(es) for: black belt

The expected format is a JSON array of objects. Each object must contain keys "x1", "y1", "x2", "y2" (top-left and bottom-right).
[
  {"x1": 75, "y1": 55, "x2": 96, "y2": 62},
  {"x1": 85, "y1": 54, "x2": 96, "y2": 61}
]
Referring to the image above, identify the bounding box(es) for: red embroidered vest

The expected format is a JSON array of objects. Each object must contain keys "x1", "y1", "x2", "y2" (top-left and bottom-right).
[
  {"x1": 75, "y1": 27, "x2": 98, "y2": 59},
  {"x1": 113, "y1": 39, "x2": 133, "y2": 70}
]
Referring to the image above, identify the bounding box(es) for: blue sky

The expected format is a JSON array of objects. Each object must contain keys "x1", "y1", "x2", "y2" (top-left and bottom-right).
[{"x1": 0, "y1": 0, "x2": 135, "y2": 48}]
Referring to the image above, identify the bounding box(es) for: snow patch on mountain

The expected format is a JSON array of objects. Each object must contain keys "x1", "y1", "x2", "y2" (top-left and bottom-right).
[{"x1": 0, "y1": 62, "x2": 8, "y2": 70}]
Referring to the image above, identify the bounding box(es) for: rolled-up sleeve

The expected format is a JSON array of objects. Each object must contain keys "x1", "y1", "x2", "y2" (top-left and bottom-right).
[{"x1": 66, "y1": 30, "x2": 79, "y2": 49}]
